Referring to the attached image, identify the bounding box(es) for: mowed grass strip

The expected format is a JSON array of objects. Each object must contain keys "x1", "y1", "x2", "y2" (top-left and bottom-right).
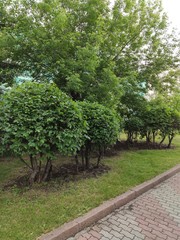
[{"x1": 0, "y1": 135, "x2": 180, "y2": 240}]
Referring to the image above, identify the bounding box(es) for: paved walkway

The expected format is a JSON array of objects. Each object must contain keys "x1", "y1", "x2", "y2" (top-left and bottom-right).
[{"x1": 68, "y1": 173, "x2": 180, "y2": 240}]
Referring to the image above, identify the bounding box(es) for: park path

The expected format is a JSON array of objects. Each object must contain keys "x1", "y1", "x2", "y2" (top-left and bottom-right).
[{"x1": 67, "y1": 173, "x2": 180, "y2": 240}]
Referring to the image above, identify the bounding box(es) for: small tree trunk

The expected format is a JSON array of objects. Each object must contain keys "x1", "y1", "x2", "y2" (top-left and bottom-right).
[
  {"x1": 167, "y1": 134, "x2": 174, "y2": 148},
  {"x1": 42, "y1": 158, "x2": 52, "y2": 181},
  {"x1": 96, "y1": 145, "x2": 102, "y2": 168},
  {"x1": 159, "y1": 135, "x2": 166, "y2": 146},
  {"x1": 152, "y1": 131, "x2": 156, "y2": 144},
  {"x1": 75, "y1": 154, "x2": 79, "y2": 173},
  {"x1": 37, "y1": 160, "x2": 42, "y2": 183},
  {"x1": 81, "y1": 147, "x2": 85, "y2": 170},
  {"x1": 127, "y1": 132, "x2": 133, "y2": 143},
  {"x1": 146, "y1": 131, "x2": 151, "y2": 144},
  {"x1": 29, "y1": 157, "x2": 39, "y2": 185},
  {"x1": 85, "y1": 142, "x2": 90, "y2": 169},
  {"x1": 30, "y1": 154, "x2": 34, "y2": 169},
  {"x1": 134, "y1": 132, "x2": 138, "y2": 142}
]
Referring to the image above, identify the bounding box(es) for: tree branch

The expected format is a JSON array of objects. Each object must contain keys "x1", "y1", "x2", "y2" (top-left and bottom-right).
[{"x1": 20, "y1": 157, "x2": 32, "y2": 170}]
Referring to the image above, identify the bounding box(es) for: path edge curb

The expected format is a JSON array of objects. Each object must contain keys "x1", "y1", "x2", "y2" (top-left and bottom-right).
[{"x1": 38, "y1": 164, "x2": 180, "y2": 240}]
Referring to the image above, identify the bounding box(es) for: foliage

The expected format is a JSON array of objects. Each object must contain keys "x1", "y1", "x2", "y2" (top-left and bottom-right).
[
  {"x1": 0, "y1": 0, "x2": 179, "y2": 176},
  {"x1": 0, "y1": 0, "x2": 18, "y2": 85},
  {"x1": 0, "y1": 82, "x2": 87, "y2": 183},
  {"x1": 124, "y1": 116, "x2": 144, "y2": 143},
  {"x1": 0, "y1": 0, "x2": 179, "y2": 108},
  {"x1": 78, "y1": 101, "x2": 120, "y2": 168},
  {"x1": 157, "y1": 69, "x2": 180, "y2": 95},
  {"x1": 121, "y1": 95, "x2": 180, "y2": 147},
  {"x1": 143, "y1": 97, "x2": 180, "y2": 147},
  {"x1": 119, "y1": 90, "x2": 147, "y2": 142},
  {"x1": 0, "y1": 83, "x2": 11, "y2": 95}
]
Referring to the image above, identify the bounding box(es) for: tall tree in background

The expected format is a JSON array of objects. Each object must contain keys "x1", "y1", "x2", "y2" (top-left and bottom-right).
[
  {"x1": 0, "y1": 2, "x2": 18, "y2": 85},
  {"x1": 110, "y1": 0, "x2": 179, "y2": 98},
  {"x1": 0, "y1": 0, "x2": 179, "y2": 107}
]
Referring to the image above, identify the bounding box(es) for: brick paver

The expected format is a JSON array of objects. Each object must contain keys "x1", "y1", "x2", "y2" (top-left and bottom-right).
[{"x1": 67, "y1": 173, "x2": 180, "y2": 240}]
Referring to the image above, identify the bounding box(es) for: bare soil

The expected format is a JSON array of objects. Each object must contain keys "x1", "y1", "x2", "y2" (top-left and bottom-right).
[
  {"x1": 1, "y1": 140, "x2": 171, "y2": 191},
  {"x1": 114, "y1": 140, "x2": 170, "y2": 151},
  {"x1": 2, "y1": 163, "x2": 110, "y2": 191}
]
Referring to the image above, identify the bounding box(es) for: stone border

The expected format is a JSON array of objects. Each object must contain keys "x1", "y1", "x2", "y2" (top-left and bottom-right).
[{"x1": 38, "y1": 164, "x2": 180, "y2": 240}]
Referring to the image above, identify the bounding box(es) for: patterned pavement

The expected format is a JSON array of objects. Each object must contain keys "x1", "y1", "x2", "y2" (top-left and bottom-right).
[{"x1": 67, "y1": 173, "x2": 180, "y2": 240}]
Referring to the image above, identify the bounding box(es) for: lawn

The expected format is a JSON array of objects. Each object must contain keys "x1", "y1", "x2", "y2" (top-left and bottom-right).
[{"x1": 0, "y1": 135, "x2": 180, "y2": 240}]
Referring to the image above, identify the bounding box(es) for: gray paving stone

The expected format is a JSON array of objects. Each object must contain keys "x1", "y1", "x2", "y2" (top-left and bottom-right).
[
  {"x1": 67, "y1": 173, "x2": 180, "y2": 240},
  {"x1": 110, "y1": 229, "x2": 124, "y2": 238},
  {"x1": 131, "y1": 229, "x2": 144, "y2": 239},
  {"x1": 111, "y1": 237, "x2": 120, "y2": 240},
  {"x1": 121, "y1": 230, "x2": 134, "y2": 239},
  {"x1": 121, "y1": 237, "x2": 131, "y2": 240},
  {"x1": 100, "y1": 230, "x2": 113, "y2": 239}
]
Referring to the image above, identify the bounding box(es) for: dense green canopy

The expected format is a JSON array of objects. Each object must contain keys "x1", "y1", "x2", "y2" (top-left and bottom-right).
[{"x1": 0, "y1": 0, "x2": 179, "y2": 108}]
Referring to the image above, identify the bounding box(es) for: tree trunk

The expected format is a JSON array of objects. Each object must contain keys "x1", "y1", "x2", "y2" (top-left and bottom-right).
[
  {"x1": 42, "y1": 158, "x2": 52, "y2": 181},
  {"x1": 152, "y1": 131, "x2": 156, "y2": 144},
  {"x1": 146, "y1": 131, "x2": 151, "y2": 144},
  {"x1": 134, "y1": 132, "x2": 138, "y2": 142},
  {"x1": 75, "y1": 154, "x2": 79, "y2": 173},
  {"x1": 96, "y1": 146, "x2": 102, "y2": 168},
  {"x1": 127, "y1": 132, "x2": 133, "y2": 143},
  {"x1": 85, "y1": 142, "x2": 90, "y2": 169},
  {"x1": 29, "y1": 157, "x2": 40, "y2": 185},
  {"x1": 159, "y1": 135, "x2": 166, "y2": 146},
  {"x1": 30, "y1": 154, "x2": 34, "y2": 169},
  {"x1": 81, "y1": 147, "x2": 85, "y2": 170},
  {"x1": 167, "y1": 134, "x2": 174, "y2": 148}
]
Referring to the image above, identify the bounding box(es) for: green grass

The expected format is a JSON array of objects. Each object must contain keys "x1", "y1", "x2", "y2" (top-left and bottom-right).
[
  {"x1": 0, "y1": 157, "x2": 23, "y2": 183},
  {"x1": 0, "y1": 135, "x2": 180, "y2": 240}
]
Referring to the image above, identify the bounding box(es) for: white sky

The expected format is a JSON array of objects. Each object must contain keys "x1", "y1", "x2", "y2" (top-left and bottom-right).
[
  {"x1": 162, "y1": 0, "x2": 180, "y2": 32},
  {"x1": 110, "y1": 0, "x2": 180, "y2": 32}
]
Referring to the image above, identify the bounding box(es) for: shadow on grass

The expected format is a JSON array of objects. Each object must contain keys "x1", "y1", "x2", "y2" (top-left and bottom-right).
[
  {"x1": 2, "y1": 163, "x2": 111, "y2": 192},
  {"x1": 0, "y1": 140, "x2": 176, "y2": 193}
]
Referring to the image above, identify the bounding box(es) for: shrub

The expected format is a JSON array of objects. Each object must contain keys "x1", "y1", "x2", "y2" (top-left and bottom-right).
[
  {"x1": 163, "y1": 110, "x2": 180, "y2": 148},
  {"x1": 124, "y1": 116, "x2": 144, "y2": 143},
  {"x1": 78, "y1": 101, "x2": 120, "y2": 168},
  {"x1": 0, "y1": 82, "x2": 87, "y2": 183},
  {"x1": 140, "y1": 99, "x2": 180, "y2": 147}
]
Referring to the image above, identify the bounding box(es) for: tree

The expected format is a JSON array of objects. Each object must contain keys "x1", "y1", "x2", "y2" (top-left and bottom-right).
[
  {"x1": 141, "y1": 100, "x2": 168, "y2": 144},
  {"x1": 1, "y1": 0, "x2": 179, "y2": 108},
  {"x1": 120, "y1": 93, "x2": 180, "y2": 148},
  {"x1": 124, "y1": 116, "x2": 144, "y2": 143},
  {"x1": 0, "y1": 1, "x2": 19, "y2": 85},
  {"x1": 118, "y1": 83, "x2": 147, "y2": 142},
  {"x1": 0, "y1": 82, "x2": 87, "y2": 183},
  {"x1": 110, "y1": 0, "x2": 179, "y2": 92},
  {"x1": 140, "y1": 97, "x2": 180, "y2": 147},
  {"x1": 78, "y1": 101, "x2": 120, "y2": 169},
  {"x1": 0, "y1": 0, "x2": 120, "y2": 108},
  {"x1": 154, "y1": 96, "x2": 180, "y2": 148}
]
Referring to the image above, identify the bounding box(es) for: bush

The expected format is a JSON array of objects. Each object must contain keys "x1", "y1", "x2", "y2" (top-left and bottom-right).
[
  {"x1": 141, "y1": 99, "x2": 180, "y2": 147},
  {"x1": 164, "y1": 110, "x2": 180, "y2": 148},
  {"x1": 122, "y1": 97, "x2": 180, "y2": 147},
  {"x1": 124, "y1": 116, "x2": 144, "y2": 143},
  {"x1": 78, "y1": 101, "x2": 120, "y2": 168},
  {"x1": 0, "y1": 82, "x2": 87, "y2": 183}
]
